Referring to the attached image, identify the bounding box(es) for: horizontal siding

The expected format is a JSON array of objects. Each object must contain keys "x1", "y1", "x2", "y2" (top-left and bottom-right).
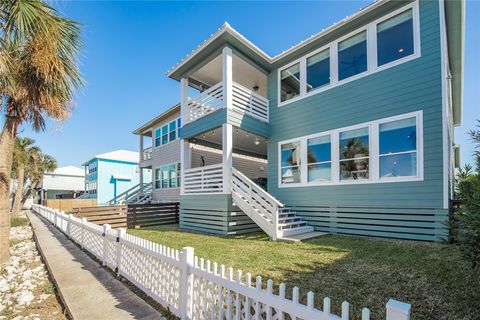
[
  {"x1": 227, "y1": 109, "x2": 270, "y2": 138},
  {"x1": 179, "y1": 194, "x2": 260, "y2": 235},
  {"x1": 267, "y1": 0, "x2": 444, "y2": 212},
  {"x1": 151, "y1": 139, "x2": 181, "y2": 167},
  {"x1": 181, "y1": 109, "x2": 227, "y2": 139}
]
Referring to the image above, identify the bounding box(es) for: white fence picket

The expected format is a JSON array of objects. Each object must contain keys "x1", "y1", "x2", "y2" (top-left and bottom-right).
[{"x1": 31, "y1": 204, "x2": 412, "y2": 320}]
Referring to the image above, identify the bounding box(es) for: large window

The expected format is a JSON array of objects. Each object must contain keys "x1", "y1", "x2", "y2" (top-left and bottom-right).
[
  {"x1": 379, "y1": 117, "x2": 417, "y2": 178},
  {"x1": 277, "y1": 3, "x2": 419, "y2": 106},
  {"x1": 339, "y1": 127, "x2": 369, "y2": 180},
  {"x1": 155, "y1": 163, "x2": 181, "y2": 189},
  {"x1": 338, "y1": 32, "x2": 367, "y2": 81},
  {"x1": 307, "y1": 135, "x2": 331, "y2": 182},
  {"x1": 377, "y1": 9, "x2": 414, "y2": 66},
  {"x1": 280, "y1": 63, "x2": 301, "y2": 102},
  {"x1": 154, "y1": 117, "x2": 181, "y2": 148},
  {"x1": 307, "y1": 49, "x2": 330, "y2": 92},
  {"x1": 280, "y1": 141, "x2": 301, "y2": 184},
  {"x1": 278, "y1": 111, "x2": 422, "y2": 187}
]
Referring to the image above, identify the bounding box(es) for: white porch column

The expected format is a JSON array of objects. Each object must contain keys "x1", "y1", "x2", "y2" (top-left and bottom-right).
[
  {"x1": 180, "y1": 78, "x2": 189, "y2": 123},
  {"x1": 222, "y1": 123, "x2": 233, "y2": 193},
  {"x1": 180, "y1": 140, "x2": 190, "y2": 195},
  {"x1": 138, "y1": 135, "x2": 144, "y2": 201},
  {"x1": 222, "y1": 47, "x2": 233, "y2": 110}
]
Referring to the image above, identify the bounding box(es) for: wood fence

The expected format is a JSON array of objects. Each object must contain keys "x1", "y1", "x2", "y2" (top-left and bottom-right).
[
  {"x1": 44, "y1": 199, "x2": 97, "y2": 212},
  {"x1": 127, "y1": 202, "x2": 179, "y2": 229},
  {"x1": 74, "y1": 205, "x2": 128, "y2": 228},
  {"x1": 32, "y1": 204, "x2": 412, "y2": 320}
]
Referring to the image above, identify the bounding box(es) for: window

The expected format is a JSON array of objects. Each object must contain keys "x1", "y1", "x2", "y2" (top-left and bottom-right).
[
  {"x1": 278, "y1": 111, "x2": 422, "y2": 187},
  {"x1": 277, "y1": 3, "x2": 419, "y2": 106},
  {"x1": 169, "y1": 120, "x2": 177, "y2": 141},
  {"x1": 377, "y1": 9, "x2": 414, "y2": 66},
  {"x1": 339, "y1": 127, "x2": 369, "y2": 180},
  {"x1": 161, "y1": 125, "x2": 168, "y2": 145},
  {"x1": 307, "y1": 49, "x2": 330, "y2": 92},
  {"x1": 155, "y1": 129, "x2": 161, "y2": 147},
  {"x1": 155, "y1": 163, "x2": 181, "y2": 189},
  {"x1": 379, "y1": 117, "x2": 417, "y2": 178},
  {"x1": 154, "y1": 117, "x2": 181, "y2": 147},
  {"x1": 280, "y1": 63, "x2": 301, "y2": 102},
  {"x1": 307, "y1": 135, "x2": 331, "y2": 182},
  {"x1": 338, "y1": 31, "x2": 367, "y2": 81},
  {"x1": 281, "y1": 141, "x2": 301, "y2": 184}
]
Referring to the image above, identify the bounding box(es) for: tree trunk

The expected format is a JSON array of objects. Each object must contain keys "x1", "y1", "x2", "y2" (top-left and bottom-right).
[
  {"x1": 11, "y1": 165, "x2": 25, "y2": 217},
  {"x1": 0, "y1": 116, "x2": 18, "y2": 265},
  {"x1": 21, "y1": 181, "x2": 39, "y2": 208}
]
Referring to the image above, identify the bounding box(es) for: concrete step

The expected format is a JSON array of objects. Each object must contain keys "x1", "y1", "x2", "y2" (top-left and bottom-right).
[
  {"x1": 278, "y1": 226, "x2": 315, "y2": 237},
  {"x1": 278, "y1": 231, "x2": 327, "y2": 243}
]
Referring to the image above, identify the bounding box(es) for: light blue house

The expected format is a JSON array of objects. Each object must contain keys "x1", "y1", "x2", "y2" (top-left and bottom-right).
[
  {"x1": 82, "y1": 150, "x2": 151, "y2": 205},
  {"x1": 137, "y1": 0, "x2": 464, "y2": 241}
]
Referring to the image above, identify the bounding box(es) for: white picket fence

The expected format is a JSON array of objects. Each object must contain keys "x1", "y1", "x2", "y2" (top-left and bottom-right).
[{"x1": 31, "y1": 204, "x2": 412, "y2": 320}]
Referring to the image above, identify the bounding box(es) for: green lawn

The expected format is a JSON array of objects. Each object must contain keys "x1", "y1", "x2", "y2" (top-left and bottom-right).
[{"x1": 129, "y1": 225, "x2": 480, "y2": 319}]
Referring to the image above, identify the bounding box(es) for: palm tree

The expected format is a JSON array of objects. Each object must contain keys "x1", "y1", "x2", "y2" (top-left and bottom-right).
[
  {"x1": 21, "y1": 153, "x2": 57, "y2": 207},
  {"x1": 11, "y1": 137, "x2": 38, "y2": 217},
  {"x1": 0, "y1": 0, "x2": 83, "y2": 264}
]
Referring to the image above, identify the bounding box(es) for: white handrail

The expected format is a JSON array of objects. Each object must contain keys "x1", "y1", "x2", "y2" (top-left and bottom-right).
[
  {"x1": 231, "y1": 168, "x2": 283, "y2": 240},
  {"x1": 183, "y1": 163, "x2": 224, "y2": 194}
]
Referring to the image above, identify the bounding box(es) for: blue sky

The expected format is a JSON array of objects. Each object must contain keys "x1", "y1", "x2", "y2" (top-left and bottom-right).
[{"x1": 18, "y1": 1, "x2": 479, "y2": 168}]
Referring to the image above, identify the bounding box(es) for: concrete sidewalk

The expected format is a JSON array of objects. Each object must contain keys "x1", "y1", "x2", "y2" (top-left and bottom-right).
[{"x1": 27, "y1": 211, "x2": 162, "y2": 320}]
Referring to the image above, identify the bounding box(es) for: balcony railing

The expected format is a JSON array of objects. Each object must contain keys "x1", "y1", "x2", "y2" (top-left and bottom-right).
[
  {"x1": 183, "y1": 163, "x2": 224, "y2": 194},
  {"x1": 186, "y1": 81, "x2": 269, "y2": 124},
  {"x1": 141, "y1": 147, "x2": 152, "y2": 161}
]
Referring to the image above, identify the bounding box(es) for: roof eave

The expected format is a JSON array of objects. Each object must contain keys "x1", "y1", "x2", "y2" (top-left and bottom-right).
[{"x1": 132, "y1": 103, "x2": 181, "y2": 135}]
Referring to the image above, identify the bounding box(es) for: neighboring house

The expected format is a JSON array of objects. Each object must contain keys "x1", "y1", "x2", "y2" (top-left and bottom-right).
[
  {"x1": 38, "y1": 166, "x2": 85, "y2": 203},
  {"x1": 82, "y1": 150, "x2": 151, "y2": 205},
  {"x1": 137, "y1": 0, "x2": 464, "y2": 241}
]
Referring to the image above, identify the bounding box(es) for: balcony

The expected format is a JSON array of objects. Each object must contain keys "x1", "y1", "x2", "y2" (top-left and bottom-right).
[
  {"x1": 183, "y1": 163, "x2": 224, "y2": 194},
  {"x1": 142, "y1": 147, "x2": 152, "y2": 161},
  {"x1": 186, "y1": 81, "x2": 269, "y2": 124},
  {"x1": 181, "y1": 46, "x2": 269, "y2": 128}
]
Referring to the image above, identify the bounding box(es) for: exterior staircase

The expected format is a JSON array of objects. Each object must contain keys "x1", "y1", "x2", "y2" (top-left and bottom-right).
[
  {"x1": 106, "y1": 182, "x2": 152, "y2": 205},
  {"x1": 231, "y1": 168, "x2": 315, "y2": 240}
]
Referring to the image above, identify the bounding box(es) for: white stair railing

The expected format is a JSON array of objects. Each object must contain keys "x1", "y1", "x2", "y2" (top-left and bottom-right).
[{"x1": 231, "y1": 168, "x2": 283, "y2": 240}]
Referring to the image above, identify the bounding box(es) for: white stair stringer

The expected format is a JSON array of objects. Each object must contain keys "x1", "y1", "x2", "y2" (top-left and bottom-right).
[{"x1": 231, "y1": 168, "x2": 313, "y2": 240}]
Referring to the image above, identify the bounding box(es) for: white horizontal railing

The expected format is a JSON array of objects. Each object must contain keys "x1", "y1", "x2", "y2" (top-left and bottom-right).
[
  {"x1": 142, "y1": 147, "x2": 152, "y2": 161},
  {"x1": 31, "y1": 204, "x2": 412, "y2": 320},
  {"x1": 231, "y1": 168, "x2": 283, "y2": 240},
  {"x1": 232, "y1": 82, "x2": 269, "y2": 123},
  {"x1": 183, "y1": 163, "x2": 224, "y2": 194},
  {"x1": 185, "y1": 81, "x2": 269, "y2": 124},
  {"x1": 187, "y1": 82, "x2": 224, "y2": 123}
]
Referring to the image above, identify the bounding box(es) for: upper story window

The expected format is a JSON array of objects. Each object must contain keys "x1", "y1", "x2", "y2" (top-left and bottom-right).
[
  {"x1": 377, "y1": 9, "x2": 414, "y2": 67},
  {"x1": 154, "y1": 117, "x2": 181, "y2": 148},
  {"x1": 278, "y1": 111, "x2": 422, "y2": 187},
  {"x1": 280, "y1": 63, "x2": 301, "y2": 102},
  {"x1": 277, "y1": 2, "x2": 419, "y2": 106},
  {"x1": 338, "y1": 32, "x2": 367, "y2": 81},
  {"x1": 306, "y1": 49, "x2": 330, "y2": 92}
]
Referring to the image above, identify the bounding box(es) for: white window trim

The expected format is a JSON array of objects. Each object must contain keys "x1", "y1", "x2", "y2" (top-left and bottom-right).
[
  {"x1": 153, "y1": 117, "x2": 181, "y2": 149},
  {"x1": 277, "y1": 110, "x2": 424, "y2": 188},
  {"x1": 277, "y1": 1, "x2": 421, "y2": 107},
  {"x1": 154, "y1": 162, "x2": 181, "y2": 190}
]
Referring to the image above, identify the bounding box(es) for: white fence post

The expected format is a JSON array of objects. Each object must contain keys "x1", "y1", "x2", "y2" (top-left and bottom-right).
[
  {"x1": 386, "y1": 299, "x2": 411, "y2": 320},
  {"x1": 179, "y1": 246, "x2": 194, "y2": 320},
  {"x1": 102, "y1": 224, "x2": 112, "y2": 266},
  {"x1": 116, "y1": 228, "x2": 126, "y2": 275},
  {"x1": 67, "y1": 213, "x2": 72, "y2": 236},
  {"x1": 81, "y1": 218, "x2": 87, "y2": 248},
  {"x1": 54, "y1": 210, "x2": 58, "y2": 227}
]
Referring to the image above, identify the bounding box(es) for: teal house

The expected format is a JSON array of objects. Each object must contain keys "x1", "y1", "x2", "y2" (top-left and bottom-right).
[
  {"x1": 82, "y1": 150, "x2": 151, "y2": 205},
  {"x1": 137, "y1": 0, "x2": 464, "y2": 241}
]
